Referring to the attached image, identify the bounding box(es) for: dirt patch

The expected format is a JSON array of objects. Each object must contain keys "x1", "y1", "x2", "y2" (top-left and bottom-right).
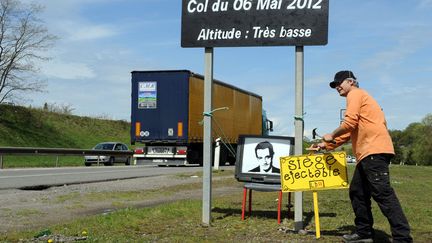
[{"x1": 0, "y1": 174, "x2": 242, "y2": 234}]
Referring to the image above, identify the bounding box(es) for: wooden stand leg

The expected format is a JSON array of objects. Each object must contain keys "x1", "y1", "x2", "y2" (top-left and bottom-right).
[
  {"x1": 240, "y1": 186, "x2": 284, "y2": 223},
  {"x1": 288, "y1": 192, "x2": 292, "y2": 218},
  {"x1": 277, "y1": 190, "x2": 282, "y2": 224},
  {"x1": 248, "y1": 189, "x2": 252, "y2": 216},
  {"x1": 313, "y1": 191, "x2": 321, "y2": 239},
  {"x1": 241, "y1": 187, "x2": 247, "y2": 220}
]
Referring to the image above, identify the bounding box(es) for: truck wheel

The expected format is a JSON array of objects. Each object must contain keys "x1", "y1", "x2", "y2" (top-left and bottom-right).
[
  {"x1": 227, "y1": 145, "x2": 237, "y2": 166},
  {"x1": 187, "y1": 150, "x2": 201, "y2": 165},
  {"x1": 218, "y1": 147, "x2": 228, "y2": 166},
  {"x1": 85, "y1": 162, "x2": 92, "y2": 167},
  {"x1": 227, "y1": 153, "x2": 236, "y2": 165}
]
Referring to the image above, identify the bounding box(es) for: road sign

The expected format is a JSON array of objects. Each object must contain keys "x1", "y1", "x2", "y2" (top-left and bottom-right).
[
  {"x1": 280, "y1": 152, "x2": 349, "y2": 192},
  {"x1": 181, "y1": 0, "x2": 329, "y2": 47}
]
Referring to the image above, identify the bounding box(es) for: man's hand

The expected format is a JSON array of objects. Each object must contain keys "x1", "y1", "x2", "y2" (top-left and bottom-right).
[
  {"x1": 322, "y1": 133, "x2": 335, "y2": 143},
  {"x1": 307, "y1": 142, "x2": 326, "y2": 151}
]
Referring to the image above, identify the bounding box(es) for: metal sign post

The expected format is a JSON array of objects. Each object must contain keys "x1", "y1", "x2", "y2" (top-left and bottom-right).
[
  {"x1": 202, "y1": 47, "x2": 214, "y2": 225},
  {"x1": 294, "y1": 46, "x2": 304, "y2": 230}
]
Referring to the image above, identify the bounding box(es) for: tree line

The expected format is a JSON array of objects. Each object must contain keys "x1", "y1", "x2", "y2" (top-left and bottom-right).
[{"x1": 390, "y1": 113, "x2": 432, "y2": 166}]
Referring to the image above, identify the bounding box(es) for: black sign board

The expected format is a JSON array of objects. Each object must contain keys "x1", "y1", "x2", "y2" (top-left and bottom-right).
[{"x1": 181, "y1": 0, "x2": 329, "y2": 47}]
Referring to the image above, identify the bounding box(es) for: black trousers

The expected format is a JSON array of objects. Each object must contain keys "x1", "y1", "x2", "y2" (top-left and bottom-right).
[{"x1": 350, "y1": 154, "x2": 412, "y2": 243}]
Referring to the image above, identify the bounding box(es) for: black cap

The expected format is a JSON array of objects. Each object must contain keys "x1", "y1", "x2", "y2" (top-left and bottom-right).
[{"x1": 329, "y1": 70, "x2": 356, "y2": 88}]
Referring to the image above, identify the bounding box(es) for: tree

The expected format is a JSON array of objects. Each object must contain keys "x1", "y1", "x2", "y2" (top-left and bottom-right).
[
  {"x1": 422, "y1": 113, "x2": 432, "y2": 127},
  {"x1": 412, "y1": 114, "x2": 432, "y2": 166},
  {"x1": 389, "y1": 129, "x2": 404, "y2": 164},
  {"x1": 391, "y1": 114, "x2": 432, "y2": 166},
  {"x1": 0, "y1": 0, "x2": 56, "y2": 103}
]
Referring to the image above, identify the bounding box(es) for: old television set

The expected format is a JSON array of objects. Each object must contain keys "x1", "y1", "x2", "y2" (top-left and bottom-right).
[{"x1": 235, "y1": 135, "x2": 295, "y2": 184}]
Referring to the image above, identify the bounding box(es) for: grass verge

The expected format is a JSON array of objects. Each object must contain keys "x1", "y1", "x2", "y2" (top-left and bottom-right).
[
  {"x1": 1, "y1": 165, "x2": 431, "y2": 242},
  {"x1": 0, "y1": 104, "x2": 131, "y2": 168}
]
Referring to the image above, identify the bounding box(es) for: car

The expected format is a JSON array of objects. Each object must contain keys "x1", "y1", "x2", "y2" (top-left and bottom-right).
[
  {"x1": 84, "y1": 142, "x2": 131, "y2": 166},
  {"x1": 346, "y1": 155, "x2": 357, "y2": 163}
]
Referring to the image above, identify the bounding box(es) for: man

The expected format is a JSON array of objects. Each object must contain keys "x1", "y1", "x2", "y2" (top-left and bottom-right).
[
  {"x1": 312, "y1": 71, "x2": 412, "y2": 243},
  {"x1": 249, "y1": 141, "x2": 280, "y2": 173}
]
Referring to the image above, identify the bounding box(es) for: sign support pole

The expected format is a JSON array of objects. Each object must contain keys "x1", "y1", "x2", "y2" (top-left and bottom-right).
[
  {"x1": 294, "y1": 45, "x2": 304, "y2": 231},
  {"x1": 202, "y1": 47, "x2": 214, "y2": 225},
  {"x1": 313, "y1": 191, "x2": 321, "y2": 239}
]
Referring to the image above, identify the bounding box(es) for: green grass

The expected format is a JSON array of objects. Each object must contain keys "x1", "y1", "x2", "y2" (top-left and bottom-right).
[
  {"x1": 15, "y1": 208, "x2": 45, "y2": 217},
  {"x1": 2, "y1": 165, "x2": 431, "y2": 242},
  {"x1": 0, "y1": 104, "x2": 131, "y2": 168}
]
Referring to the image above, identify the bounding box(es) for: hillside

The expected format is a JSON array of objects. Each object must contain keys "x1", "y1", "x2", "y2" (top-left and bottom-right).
[
  {"x1": 0, "y1": 104, "x2": 131, "y2": 148},
  {"x1": 0, "y1": 104, "x2": 131, "y2": 167}
]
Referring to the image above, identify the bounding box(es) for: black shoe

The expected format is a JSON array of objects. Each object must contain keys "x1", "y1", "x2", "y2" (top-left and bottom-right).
[{"x1": 342, "y1": 233, "x2": 373, "y2": 243}]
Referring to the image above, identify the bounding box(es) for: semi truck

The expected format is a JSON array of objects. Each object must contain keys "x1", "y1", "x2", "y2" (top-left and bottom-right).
[{"x1": 131, "y1": 70, "x2": 272, "y2": 166}]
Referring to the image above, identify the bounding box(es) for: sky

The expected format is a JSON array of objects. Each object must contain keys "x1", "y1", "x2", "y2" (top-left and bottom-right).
[{"x1": 24, "y1": 0, "x2": 432, "y2": 138}]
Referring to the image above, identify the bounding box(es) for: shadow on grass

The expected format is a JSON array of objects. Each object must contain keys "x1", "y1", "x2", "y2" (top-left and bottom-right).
[
  {"x1": 212, "y1": 206, "x2": 295, "y2": 221},
  {"x1": 323, "y1": 226, "x2": 392, "y2": 242},
  {"x1": 212, "y1": 207, "x2": 392, "y2": 242},
  {"x1": 372, "y1": 231, "x2": 392, "y2": 243},
  {"x1": 303, "y1": 212, "x2": 392, "y2": 241},
  {"x1": 212, "y1": 207, "x2": 240, "y2": 219},
  {"x1": 212, "y1": 207, "x2": 336, "y2": 222},
  {"x1": 303, "y1": 211, "x2": 337, "y2": 226}
]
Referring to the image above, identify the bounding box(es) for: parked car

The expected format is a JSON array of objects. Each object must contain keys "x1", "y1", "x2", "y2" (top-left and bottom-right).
[
  {"x1": 346, "y1": 155, "x2": 357, "y2": 163},
  {"x1": 84, "y1": 142, "x2": 131, "y2": 166}
]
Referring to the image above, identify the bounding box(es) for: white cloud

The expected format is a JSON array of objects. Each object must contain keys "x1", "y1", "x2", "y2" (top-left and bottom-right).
[
  {"x1": 418, "y1": 0, "x2": 432, "y2": 8},
  {"x1": 361, "y1": 26, "x2": 432, "y2": 71},
  {"x1": 362, "y1": 48, "x2": 414, "y2": 70},
  {"x1": 41, "y1": 62, "x2": 96, "y2": 80},
  {"x1": 67, "y1": 24, "x2": 117, "y2": 41},
  {"x1": 32, "y1": 1, "x2": 119, "y2": 42},
  {"x1": 46, "y1": 19, "x2": 118, "y2": 42}
]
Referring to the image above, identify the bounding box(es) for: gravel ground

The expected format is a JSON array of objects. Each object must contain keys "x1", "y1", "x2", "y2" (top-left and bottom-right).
[{"x1": 0, "y1": 173, "x2": 240, "y2": 235}]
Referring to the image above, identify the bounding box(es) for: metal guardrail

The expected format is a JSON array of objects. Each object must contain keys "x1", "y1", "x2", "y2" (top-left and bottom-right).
[{"x1": 0, "y1": 146, "x2": 134, "y2": 169}]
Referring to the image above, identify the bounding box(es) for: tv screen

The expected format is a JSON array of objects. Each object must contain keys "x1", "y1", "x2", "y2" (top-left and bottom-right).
[{"x1": 235, "y1": 135, "x2": 295, "y2": 184}]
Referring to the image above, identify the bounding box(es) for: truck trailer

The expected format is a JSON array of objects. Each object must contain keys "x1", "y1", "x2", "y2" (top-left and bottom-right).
[{"x1": 131, "y1": 70, "x2": 272, "y2": 166}]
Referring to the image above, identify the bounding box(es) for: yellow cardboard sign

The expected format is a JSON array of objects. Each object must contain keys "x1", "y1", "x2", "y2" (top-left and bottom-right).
[{"x1": 280, "y1": 152, "x2": 349, "y2": 192}]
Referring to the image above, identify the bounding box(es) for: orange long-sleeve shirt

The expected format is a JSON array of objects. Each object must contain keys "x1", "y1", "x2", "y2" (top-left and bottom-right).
[{"x1": 325, "y1": 88, "x2": 394, "y2": 162}]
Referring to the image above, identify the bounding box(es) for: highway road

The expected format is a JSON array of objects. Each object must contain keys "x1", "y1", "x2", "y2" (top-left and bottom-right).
[{"x1": 0, "y1": 165, "x2": 219, "y2": 190}]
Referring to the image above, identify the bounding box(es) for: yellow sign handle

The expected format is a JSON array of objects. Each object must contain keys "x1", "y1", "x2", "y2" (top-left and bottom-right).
[{"x1": 313, "y1": 191, "x2": 321, "y2": 239}]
